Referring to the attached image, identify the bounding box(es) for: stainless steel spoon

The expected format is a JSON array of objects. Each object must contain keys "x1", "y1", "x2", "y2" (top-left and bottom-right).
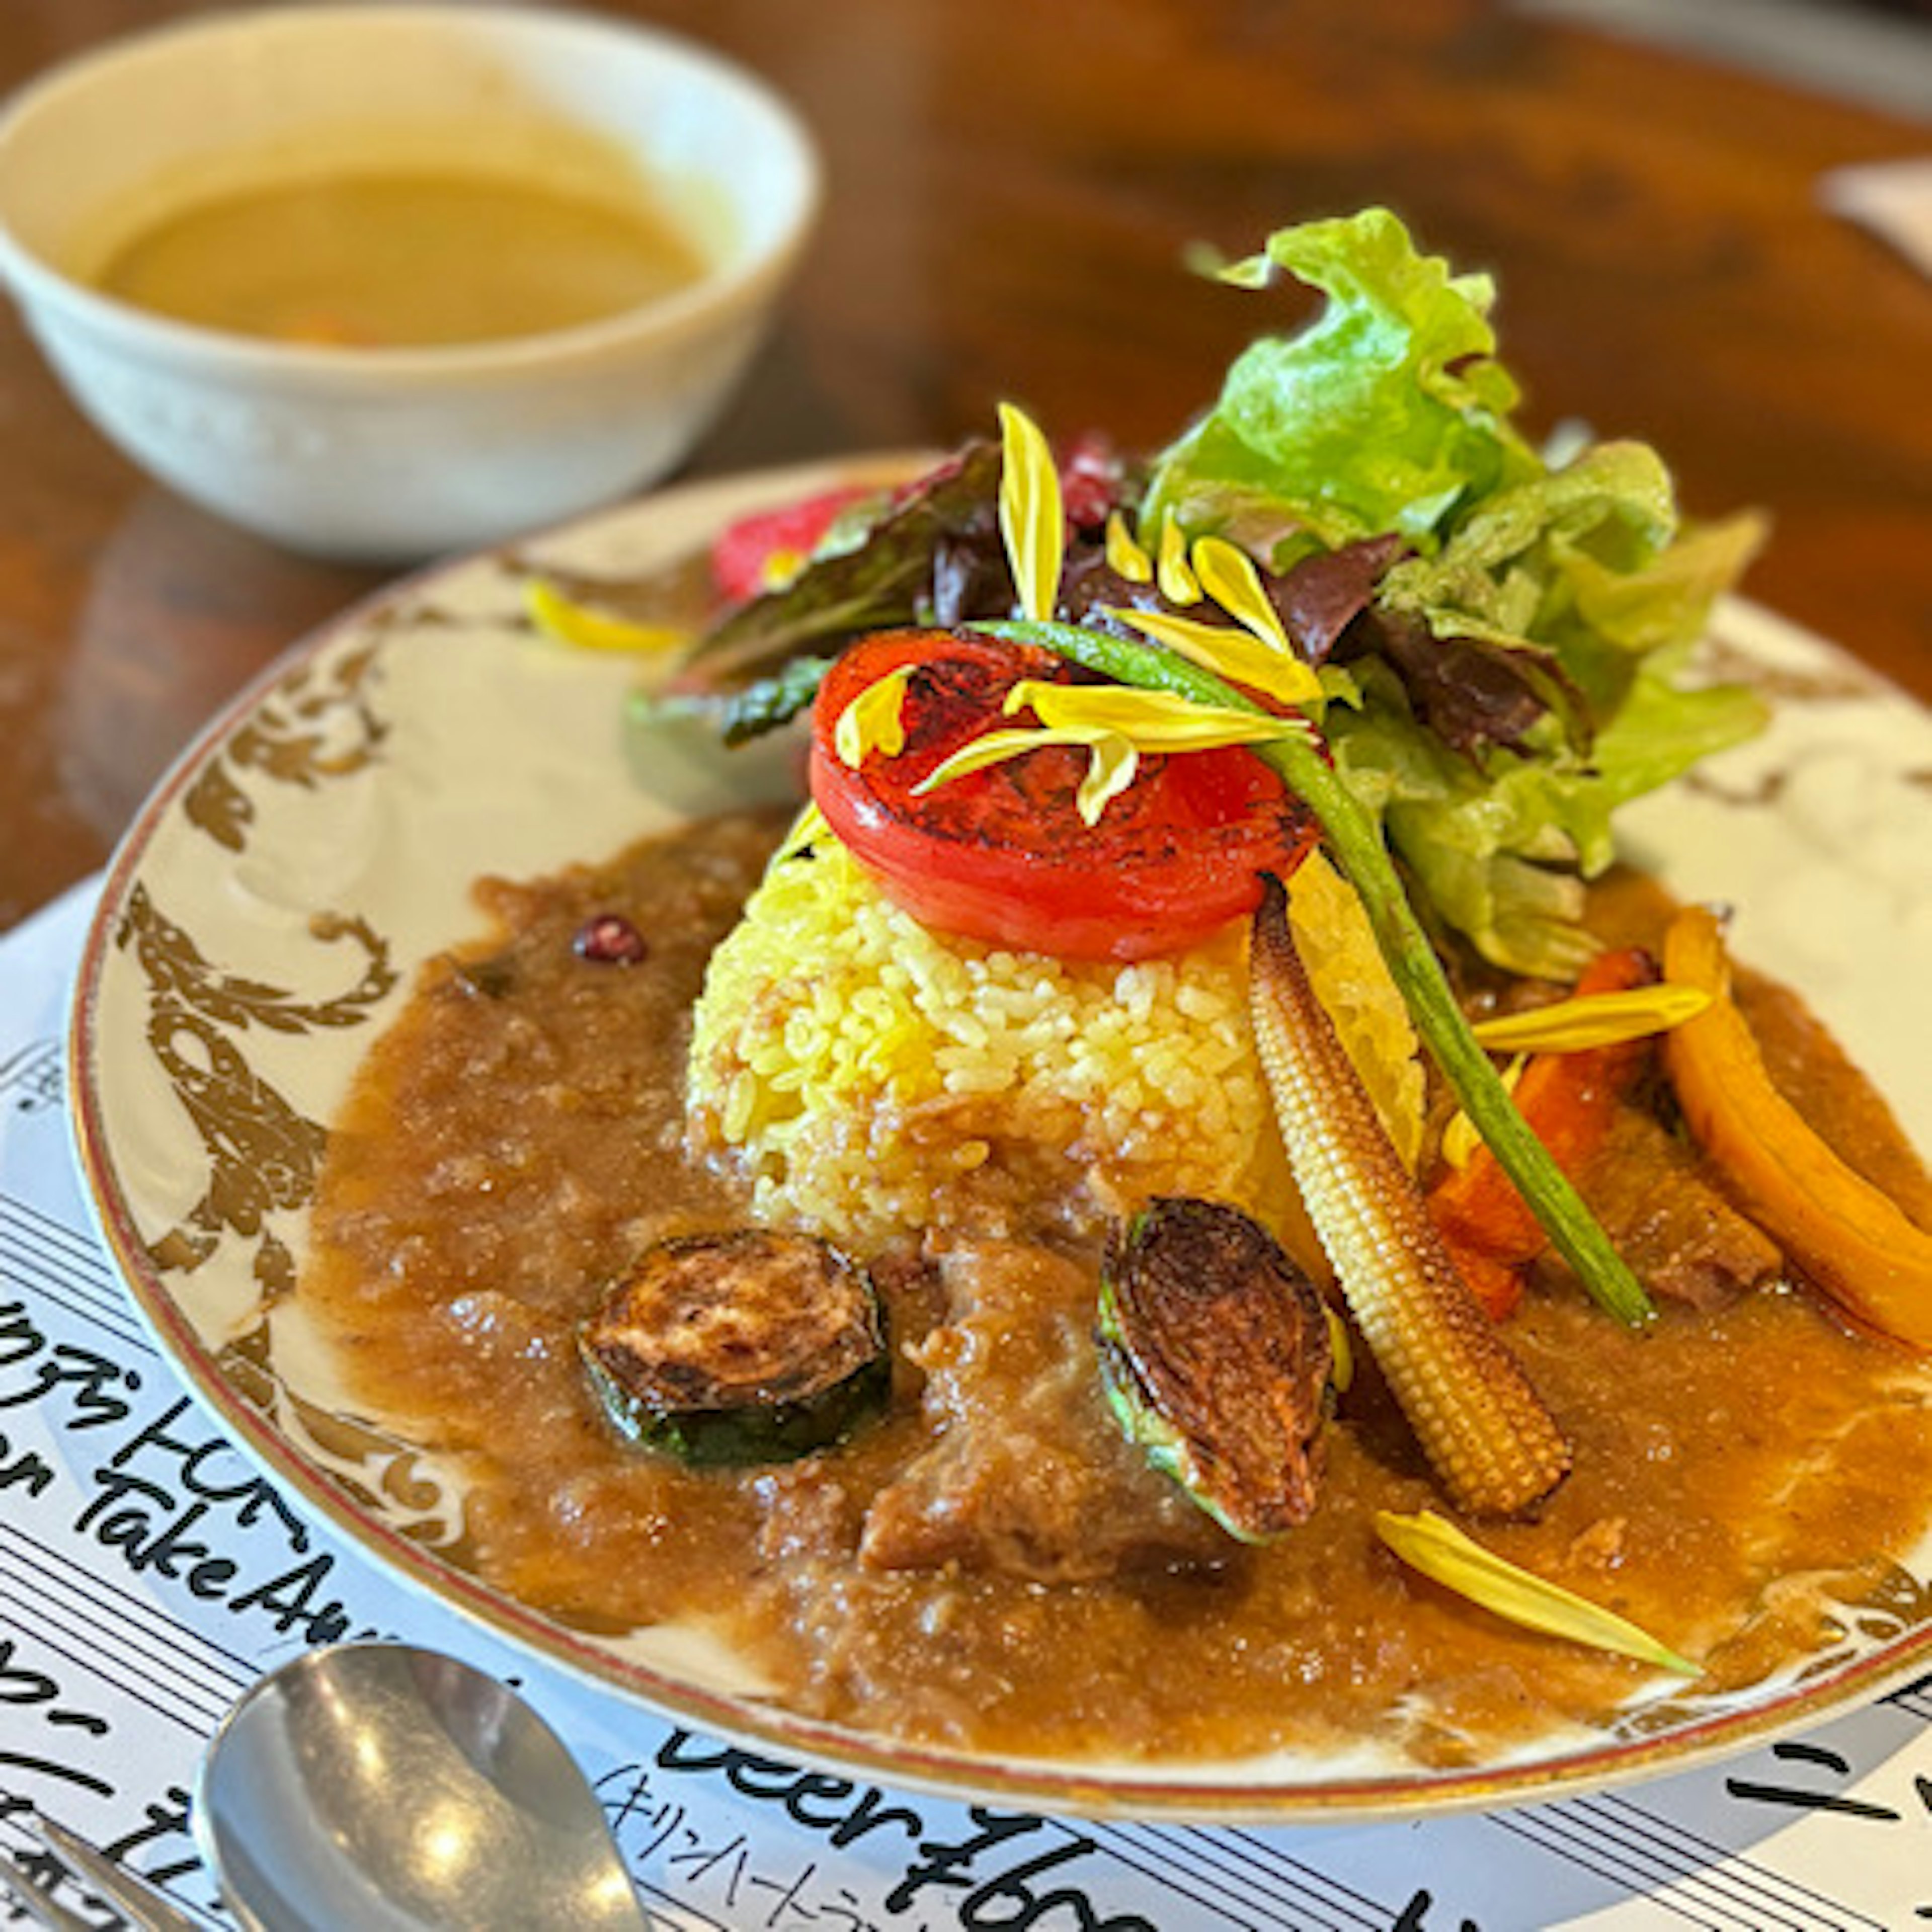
[{"x1": 192, "y1": 1642, "x2": 649, "y2": 1932}]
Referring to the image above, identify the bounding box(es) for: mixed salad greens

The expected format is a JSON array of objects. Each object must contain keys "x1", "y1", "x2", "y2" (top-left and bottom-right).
[{"x1": 672, "y1": 206, "x2": 1767, "y2": 981}]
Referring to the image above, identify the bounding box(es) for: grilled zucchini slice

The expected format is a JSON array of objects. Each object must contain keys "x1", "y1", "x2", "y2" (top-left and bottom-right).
[
  {"x1": 1098, "y1": 1197, "x2": 1334, "y2": 1543},
  {"x1": 580, "y1": 1230, "x2": 889, "y2": 1465}
]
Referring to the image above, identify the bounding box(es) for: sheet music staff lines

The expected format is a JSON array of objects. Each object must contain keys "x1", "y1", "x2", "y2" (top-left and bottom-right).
[
  {"x1": 0, "y1": 1524, "x2": 250, "y2": 1735},
  {"x1": 1492, "y1": 1793, "x2": 1889, "y2": 1931},
  {"x1": 0, "y1": 1198, "x2": 107, "y2": 1287},
  {"x1": 1884, "y1": 1670, "x2": 1932, "y2": 1724},
  {"x1": 4, "y1": 881, "x2": 1929, "y2": 1930},
  {"x1": 0, "y1": 1041, "x2": 60, "y2": 1117},
  {"x1": 1086, "y1": 1819, "x2": 1391, "y2": 1929},
  {"x1": 0, "y1": 1194, "x2": 152, "y2": 1358},
  {"x1": 1076, "y1": 1823, "x2": 1278, "y2": 1930}
]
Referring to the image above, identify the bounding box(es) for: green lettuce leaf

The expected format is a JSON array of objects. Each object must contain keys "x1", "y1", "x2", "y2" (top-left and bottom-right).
[
  {"x1": 1143, "y1": 207, "x2": 1768, "y2": 975},
  {"x1": 1329, "y1": 656, "x2": 1768, "y2": 978},
  {"x1": 1343, "y1": 442, "x2": 1767, "y2": 974},
  {"x1": 1141, "y1": 207, "x2": 1542, "y2": 554},
  {"x1": 1379, "y1": 441, "x2": 1765, "y2": 725}
]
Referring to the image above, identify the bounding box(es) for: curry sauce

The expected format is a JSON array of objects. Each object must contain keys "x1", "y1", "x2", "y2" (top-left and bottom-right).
[{"x1": 301, "y1": 814, "x2": 1932, "y2": 1766}]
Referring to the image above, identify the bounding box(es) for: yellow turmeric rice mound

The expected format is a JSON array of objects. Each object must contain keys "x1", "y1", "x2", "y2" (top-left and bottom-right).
[{"x1": 686, "y1": 824, "x2": 1423, "y2": 1258}]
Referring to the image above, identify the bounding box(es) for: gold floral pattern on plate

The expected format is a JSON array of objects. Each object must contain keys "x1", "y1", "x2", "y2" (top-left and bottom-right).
[
  {"x1": 115, "y1": 881, "x2": 396, "y2": 1298},
  {"x1": 183, "y1": 633, "x2": 389, "y2": 854},
  {"x1": 1610, "y1": 1559, "x2": 1932, "y2": 1744},
  {"x1": 218, "y1": 1317, "x2": 472, "y2": 1559}
]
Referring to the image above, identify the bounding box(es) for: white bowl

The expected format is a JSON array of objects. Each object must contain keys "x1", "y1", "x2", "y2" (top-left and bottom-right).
[{"x1": 0, "y1": 4, "x2": 820, "y2": 562}]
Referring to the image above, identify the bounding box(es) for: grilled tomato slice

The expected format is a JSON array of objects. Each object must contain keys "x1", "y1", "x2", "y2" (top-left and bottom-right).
[{"x1": 808, "y1": 629, "x2": 1315, "y2": 960}]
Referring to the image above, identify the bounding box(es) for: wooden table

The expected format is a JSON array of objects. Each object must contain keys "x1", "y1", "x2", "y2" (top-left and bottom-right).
[{"x1": 1, "y1": 0, "x2": 1926, "y2": 933}]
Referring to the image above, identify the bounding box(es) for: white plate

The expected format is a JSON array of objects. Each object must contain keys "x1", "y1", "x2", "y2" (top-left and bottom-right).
[{"x1": 67, "y1": 459, "x2": 1932, "y2": 1821}]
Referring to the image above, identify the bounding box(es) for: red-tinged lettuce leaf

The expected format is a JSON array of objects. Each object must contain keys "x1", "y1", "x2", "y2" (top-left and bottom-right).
[
  {"x1": 710, "y1": 485, "x2": 881, "y2": 605},
  {"x1": 1058, "y1": 431, "x2": 1139, "y2": 533},
  {"x1": 679, "y1": 442, "x2": 1006, "y2": 688},
  {"x1": 1376, "y1": 442, "x2": 1764, "y2": 717},
  {"x1": 1345, "y1": 608, "x2": 1578, "y2": 757},
  {"x1": 1276, "y1": 533, "x2": 1410, "y2": 662}
]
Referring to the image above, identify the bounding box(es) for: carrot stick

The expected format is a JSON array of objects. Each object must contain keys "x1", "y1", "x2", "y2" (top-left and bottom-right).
[
  {"x1": 1663, "y1": 905, "x2": 1932, "y2": 1351},
  {"x1": 1427, "y1": 949, "x2": 1653, "y2": 1319}
]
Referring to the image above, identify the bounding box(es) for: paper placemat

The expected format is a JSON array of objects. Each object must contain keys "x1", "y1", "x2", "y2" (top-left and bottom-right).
[{"x1": 3, "y1": 879, "x2": 1928, "y2": 1931}]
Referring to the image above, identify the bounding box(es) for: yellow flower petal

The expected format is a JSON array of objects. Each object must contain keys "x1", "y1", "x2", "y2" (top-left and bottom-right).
[
  {"x1": 833, "y1": 665, "x2": 913, "y2": 768},
  {"x1": 1325, "y1": 1305, "x2": 1355, "y2": 1393},
  {"x1": 1376, "y1": 1509, "x2": 1701, "y2": 1676},
  {"x1": 1192, "y1": 534, "x2": 1292, "y2": 651},
  {"x1": 1440, "y1": 1054, "x2": 1525, "y2": 1171},
  {"x1": 1105, "y1": 510, "x2": 1154, "y2": 584},
  {"x1": 916, "y1": 681, "x2": 1304, "y2": 826},
  {"x1": 776, "y1": 800, "x2": 832, "y2": 861},
  {"x1": 524, "y1": 577, "x2": 687, "y2": 654},
  {"x1": 755, "y1": 545, "x2": 810, "y2": 595},
  {"x1": 914, "y1": 721, "x2": 1139, "y2": 829},
  {"x1": 1156, "y1": 517, "x2": 1201, "y2": 604},
  {"x1": 1075, "y1": 733, "x2": 1140, "y2": 825},
  {"x1": 1007, "y1": 678, "x2": 1297, "y2": 749},
  {"x1": 998, "y1": 402, "x2": 1064, "y2": 624},
  {"x1": 1102, "y1": 608, "x2": 1325, "y2": 709},
  {"x1": 1472, "y1": 985, "x2": 1713, "y2": 1055},
  {"x1": 912, "y1": 725, "x2": 1073, "y2": 793}
]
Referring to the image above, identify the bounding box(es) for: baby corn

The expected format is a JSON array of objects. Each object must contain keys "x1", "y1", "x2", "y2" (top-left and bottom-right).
[{"x1": 1250, "y1": 874, "x2": 1572, "y2": 1516}]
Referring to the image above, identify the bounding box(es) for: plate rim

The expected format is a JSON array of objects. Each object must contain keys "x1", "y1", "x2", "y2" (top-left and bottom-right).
[{"x1": 63, "y1": 457, "x2": 1932, "y2": 1825}]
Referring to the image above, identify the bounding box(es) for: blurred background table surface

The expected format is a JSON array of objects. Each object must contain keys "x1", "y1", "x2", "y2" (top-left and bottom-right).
[{"x1": 1, "y1": 0, "x2": 1926, "y2": 934}]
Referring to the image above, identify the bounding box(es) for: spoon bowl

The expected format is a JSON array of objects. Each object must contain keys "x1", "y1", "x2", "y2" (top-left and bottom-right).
[{"x1": 193, "y1": 1642, "x2": 647, "y2": 1932}]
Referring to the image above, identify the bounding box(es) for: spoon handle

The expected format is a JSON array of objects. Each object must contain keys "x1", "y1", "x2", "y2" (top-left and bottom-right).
[{"x1": 18, "y1": 1813, "x2": 216, "y2": 1932}]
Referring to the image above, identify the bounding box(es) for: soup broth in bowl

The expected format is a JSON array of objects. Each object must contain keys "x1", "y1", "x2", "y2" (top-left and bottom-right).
[
  {"x1": 0, "y1": 5, "x2": 819, "y2": 559},
  {"x1": 89, "y1": 166, "x2": 711, "y2": 350}
]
